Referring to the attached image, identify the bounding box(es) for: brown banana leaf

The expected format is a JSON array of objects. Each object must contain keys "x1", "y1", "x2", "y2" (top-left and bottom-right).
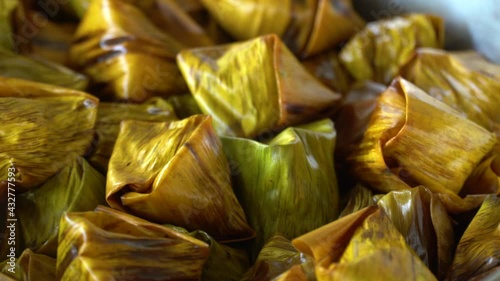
[
  {"x1": 451, "y1": 50, "x2": 500, "y2": 78},
  {"x1": 0, "y1": 49, "x2": 88, "y2": 90},
  {"x1": 17, "y1": 157, "x2": 106, "y2": 257},
  {"x1": 177, "y1": 34, "x2": 342, "y2": 138},
  {"x1": 338, "y1": 184, "x2": 376, "y2": 218},
  {"x1": 377, "y1": 186, "x2": 454, "y2": 280},
  {"x1": 314, "y1": 209, "x2": 437, "y2": 281},
  {"x1": 339, "y1": 14, "x2": 444, "y2": 84},
  {"x1": 70, "y1": 0, "x2": 213, "y2": 102},
  {"x1": 0, "y1": 77, "x2": 98, "y2": 191},
  {"x1": 89, "y1": 98, "x2": 178, "y2": 172},
  {"x1": 167, "y1": 94, "x2": 203, "y2": 119},
  {"x1": 200, "y1": 0, "x2": 364, "y2": 57},
  {"x1": 57, "y1": 206, "x2": 210, "y2": 281},
  {"x1": 221, "y1": 119, "x2": 339, "y2": 256},
  {"x1": 347, "y1": 78, "x2": 497, "y2": 213},
  {"x1": 0, "y1": 249, "x2": 55, "y2": 281},
  {"x1": 0, "y1": 0, "x2": 16, "y2": 51},
  {"x1": 302, "y1": 50, "x2": 352, "y2": 94},
  {"x1": 106, "y1": 115, "x2": 254, "y2": 242},
  {"x1": 241, "y1": 235, "x2": 302, "y2": 281},
  {"x1": 448, "y1": 194, "x2": 499, "y2": 280}
]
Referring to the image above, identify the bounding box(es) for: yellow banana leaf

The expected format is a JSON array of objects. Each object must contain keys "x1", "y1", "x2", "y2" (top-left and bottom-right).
[
  {"x1": 165, "y1": 225, "x2": 250, "y2": 281},
  {"x1": 0, "y1": 0, "x2": 16, "y2": 51},
  {"x1": 339, "y1": 184, "x2": 376, "y2": 218},
  {"x1": 57, "y1": 206, "x2": 210, "y2": 281},
  {"x1": 451, "y1": 50, "x2": 500, "y2": 78},
  {"x1": 89, "y1": 98, "x2": 177, "y2": 172},
  {"x1": 315, "y1": 209, "x2": 437, "y2": 281},
  {"x1": 448, "y1": 194, "x2": 499, "y2": 280},
  {"x1": 402, "y1": 48, "x2": 500, "y2": 132},
  {"x1": 17, "y1": 157, "x2": 106, "y2": 257},
  {"x1": 0, "y1": 249, "x2": 55, "y2": 281},
  {"x1": 70, "y1": 0, "x2": 213, "y2": 102},
  {"x1": 347, "y1": 78, "x2": 497, "y2": 213},
  {"x1": 177, "y1": 34, "x2": 342, "y2": 138},
  {"x1": 200, "y1": 0, "x2": 364, "y2": 57},
  {"x1": 106, "y1": 115, "x2": 254, "y2": 242},
  {"x1": 241, "y1": 235, "x2": 302, "y2": 281},
  {"x1": 273, "y1": 264, "x2": 310, "y2": 281},
  {"x1": 377, "y1": 187, "x2": 454, "y2": 279},
  {"x1": 302, "y1": 50, "x2": 352, "y2": 94},
  {"x1": 167, "y1": 94, "x2": 203, "y2": 119},
  {"x1": 0, "y1": 49, "x2": 88, "y2": 90},
  {"x1": 0, "y1": 77, "x2": 98, "y2": 191},
  {"x1": 339, "y1": 14, "x2": 444, "y2": 84},
  {"x1": 221, "y1": 119, "x2": 339, "y2": 255}
]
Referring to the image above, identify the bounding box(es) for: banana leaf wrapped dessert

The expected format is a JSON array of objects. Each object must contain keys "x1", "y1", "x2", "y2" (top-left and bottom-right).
[
  {"x1": 57, "y1": 206, "x2": 210, "y2": 281},
  {"x1": 347, "y1": 78, "x2": 497, "y2": 213},
  {"x1": 240, "y1": 235, "x2": 303, "y2": 281},
  {"x1": 89, "y1": 98, "x2": 177, "y2": 172},
  {"x1": 17, "y1": 157, "x2": 106, "y2": 257},
  {"x1": 177, "y1": 34, "x2": 342, "y2": 138},
  {"x1": 0, "y1": 249, "x2": 55, "y2": 281},
  {"x1": 106, "y1": 115, "x2": 254, "y2": 242},
  {"x1": 0, "y1": 77, "x2": 98, "y2": 191},
  {"x1": 200, "y1": 0, "x2": 365, "y2": 57},
  {"x1": 448, "y1": 194, "x2": 499, "y2": 280},
  {"x1": 451, "y1": 50, "x2": 500, "y2": 78},
  {"x1": 167, "y1": 94, "x2": 203, "y2": 119},
  {"x1": 70, "y1": 0, "x2": 213, "y2": 102},
  {"x1": 339, "y1": 14, "x2": 444, "y2": 84},
  {"x1": 302, "y1": 50, "x2": 352, "y2": 94},
  {"x1": 0, "y1": 49, "x2": 88, "y2": 90},
  {"x1": 221, "y1": 119, "x2": 339, "y2": 255}
]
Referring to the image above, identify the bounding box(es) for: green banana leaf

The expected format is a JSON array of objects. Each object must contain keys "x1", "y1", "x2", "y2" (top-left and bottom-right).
[
  {"x1": 57, "y1": 206, "x2": 210, "y2": 281},
  {"x1": 0, "y1": 77, "x2": 98, "y2": 191},
  {"x1": 89, "y1": 98, "x2": 178, "y2": 172},
  {"x1": 106, "y1": 115, "x2": 254, "y2": 242},
  {"x1": 377, "y1": 186, "x2": 454, "y2": 280},
  {"x1": 167, "y1": 94, "x2": 203, "y2": 119},
  {"x1": 17, "y1": 157, "x2": 106, "y2": 257},
  {"x1": 0, "y1": 49, "x2": 88, "y2": 90},
  {"x1": 241, "y1": 235, "x2": 302, "y2": 281},
  {"x1": 448, "y1": 194, "x2": 499, "y2": 280},
  {"x1": 177, "y1": 34, "x2": 341, "y2": 138},
  {"x1": 0, "y1": 249, "x2": 55, "y2": 281},
  {"x1": 339, "y1": 14, "x2": 444, "y2": 84},
  {"x1": 221, "y1": 119, "x2": 339, "y2": 256},
  {"x1": 0, "y1": 0, "x2": 16, "y2": 51}
]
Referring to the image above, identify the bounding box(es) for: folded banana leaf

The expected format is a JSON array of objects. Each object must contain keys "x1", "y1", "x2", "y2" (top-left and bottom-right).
[
  {"x1": 241, "y1": 235, "x2": 302, "y2": 281},
  {"x1": 106, "y1": 115, "x2": 254, "y2": 242},
  {"x1": 200, "y1": 0, "x2": 364, "y2": 57},
  {"x1": 448, "y1": 194, "x2": 499, "y2": 280},
  {"x1": 314, "y1": 209, "x2": 437, "y2": 281},
  {"x1": 377, "y1": 186, "x2": 454, "y2": 280},
  {"x1": 0, "y1": 0, "x2": 16, "y2": 51},
  {"x1": 221, "y1": 119, "x2": 339, "y2": 256},
  {"x1": 402, "y1": 48, "x2": 500, "y2": 133},
  {"x1": 17, "y1": 157, "x2": 106, "y2": 257},
  {"x1": 57, "y1": 206, "x2": 210, "y2": 281},
  {"x1": 0, "y1": 49, "x2": 88, "y2": 90},
  {"x1": 89, "y1": 98, "x2": 177, "y2": 172},
  {"x1": 70, "y1": 0, "x2": 213, "y2": 102},
  {"x1": 338, "y1": 184, "x2": 376, "y2": 218},
  {"x1": 165, "y1": 225, "x2": 250, "y2": 281},
  {"x1": 177, "y1": 34, "x2": 341, "y2": 138},
  {"x1": 167, "y1": 94, "x2": 203, "y2": 119},
  {"x1": 0, "y1": 249, "x2": 55, "y2": 281},
  {"x1": 339, "y1": 14, "x2": 444, "y2": 84},
  {"x1": 0, "y1": 77, "x2": 98, "y2": 191},
  {"x1": 451, "y1": 50, "x2": 500, "y2": 78},
  {"x1": 273, "y1": 265, "x2": 310, "y2": 281},
  {"x1": 347, "y1": 78, "x2": 497, "y2": 213},
  {"x1": 302, "y1": 50, "x2": 352, "y2": 94}
]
